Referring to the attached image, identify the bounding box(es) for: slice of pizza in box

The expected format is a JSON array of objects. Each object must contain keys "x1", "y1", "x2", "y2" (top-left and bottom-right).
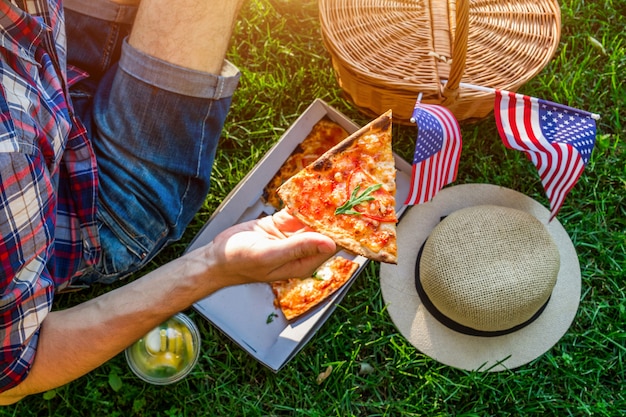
[{"x1": 188, "y1": 99, "x2": 412, "y2": 372}]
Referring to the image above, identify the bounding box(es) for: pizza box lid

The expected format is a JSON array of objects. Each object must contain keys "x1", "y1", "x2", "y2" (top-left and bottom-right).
[{"x1": 188, "y1": 99, "x2": 413, "y2": 372}]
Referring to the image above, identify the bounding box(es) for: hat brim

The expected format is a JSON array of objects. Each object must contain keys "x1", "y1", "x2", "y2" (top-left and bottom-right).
[{"x1": 380, "y1": 183, "x2": 581, "y2": 372}]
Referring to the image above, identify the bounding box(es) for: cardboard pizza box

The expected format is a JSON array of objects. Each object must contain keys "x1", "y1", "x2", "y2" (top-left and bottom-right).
[{"x1": 188, "y1": 99, "x2": 413, "y2": 371}]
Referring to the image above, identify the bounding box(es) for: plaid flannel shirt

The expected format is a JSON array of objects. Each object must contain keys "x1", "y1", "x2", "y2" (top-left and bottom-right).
[{"x1": 0, "y1": 0, "x2": 100, "y2": 392}]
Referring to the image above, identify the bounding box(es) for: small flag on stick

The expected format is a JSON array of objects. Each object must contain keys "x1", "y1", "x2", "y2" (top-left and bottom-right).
[
  {"x1": 494, "y1": 91, "x2": 597, "y2": 220},
  {"x1": 404, "y1": 102, "x2": 462, "y2": 205}
]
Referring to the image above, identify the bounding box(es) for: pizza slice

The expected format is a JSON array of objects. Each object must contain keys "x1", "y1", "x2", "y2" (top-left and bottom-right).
[
  {"x1": 263, "y1": 118, "x2": 350, "y2": 209},
  {"x1": 271, "y1": 255, "x2": 360, "y2": 320},
  {"x1": 277, "y1": 111, "x2": 397, "y2": 264}
]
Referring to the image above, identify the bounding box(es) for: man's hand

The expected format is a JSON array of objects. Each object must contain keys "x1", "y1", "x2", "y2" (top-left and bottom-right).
[{"x1": 201, "y1": 209, "x2": 337, "y2": 288}]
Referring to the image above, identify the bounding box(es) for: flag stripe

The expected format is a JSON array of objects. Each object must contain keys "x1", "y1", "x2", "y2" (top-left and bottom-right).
[{"x1": 428, "y1": 105, "x2": 459, "y2": 184}]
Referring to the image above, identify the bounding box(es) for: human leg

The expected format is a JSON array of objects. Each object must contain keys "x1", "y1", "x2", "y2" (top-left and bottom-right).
[
  {"x1": 128, "y1": 0, "x2": 246, "y2": 74},
  {"x1": 70, "y1": 0, "x2": 243, "y2": 284}
]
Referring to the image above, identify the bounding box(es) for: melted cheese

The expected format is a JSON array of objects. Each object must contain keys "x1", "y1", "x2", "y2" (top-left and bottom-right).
[{"x1": 315, "y1": 262, "x2": 334, "y2": 281}]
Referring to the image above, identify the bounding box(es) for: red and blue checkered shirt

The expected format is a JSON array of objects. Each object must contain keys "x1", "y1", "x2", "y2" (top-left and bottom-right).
[{"x1": 0, "y1": 0, "x2": 100, "y2": 392}]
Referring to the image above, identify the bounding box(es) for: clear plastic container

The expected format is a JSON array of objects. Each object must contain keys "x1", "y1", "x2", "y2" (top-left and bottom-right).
[{"x1": 125, "y1": 313, "x2": 201, "y2": 385}]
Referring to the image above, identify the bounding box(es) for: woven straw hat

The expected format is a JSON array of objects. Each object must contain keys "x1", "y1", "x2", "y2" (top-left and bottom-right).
[{"x1": 380, "y1": 184, "x2": 580, "y2": 372}]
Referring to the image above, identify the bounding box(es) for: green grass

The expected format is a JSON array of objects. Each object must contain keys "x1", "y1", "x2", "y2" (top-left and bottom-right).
[{"x1": 2, "y1": 0, "x2": 624, "y2": 415}]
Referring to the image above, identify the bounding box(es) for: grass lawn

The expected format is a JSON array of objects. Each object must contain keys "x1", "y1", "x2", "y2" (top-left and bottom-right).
[{"x1": 2, "y1": 0, "x2": 624, "y2": 415}]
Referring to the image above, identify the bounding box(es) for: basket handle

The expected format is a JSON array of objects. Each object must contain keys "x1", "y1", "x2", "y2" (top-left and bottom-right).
[{"x1": 441, "y1": 0, "x2": 469, "y2": 105}]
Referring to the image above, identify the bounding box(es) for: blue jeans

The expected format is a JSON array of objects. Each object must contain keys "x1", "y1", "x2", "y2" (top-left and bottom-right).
[{"x1": 65, "y1": 1, "x2": 241, "y2": 284}]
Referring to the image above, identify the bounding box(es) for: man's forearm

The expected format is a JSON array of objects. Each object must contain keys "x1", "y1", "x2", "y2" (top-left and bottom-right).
[
  {"x1": 0, "y1": 250, "x2": 218, "y2": 404},
  {"x1": 0, "y1": 212, "x2": 335, "y2": 405}
]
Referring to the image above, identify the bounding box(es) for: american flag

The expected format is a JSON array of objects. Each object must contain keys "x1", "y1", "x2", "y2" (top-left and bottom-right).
[
  {"x1": 494, "y1": 91, "x2": 597, "y2": 220},
  {"x1": 404, "y1": 103, "x2": 462, "y2": 205}
]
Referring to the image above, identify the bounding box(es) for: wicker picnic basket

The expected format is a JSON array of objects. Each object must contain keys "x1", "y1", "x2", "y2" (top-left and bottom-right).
[{"x1": 319, "y1": 0, "x2": 561, "y2": 124}]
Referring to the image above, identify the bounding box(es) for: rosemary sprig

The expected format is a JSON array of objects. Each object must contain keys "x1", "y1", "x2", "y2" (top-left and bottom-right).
[{"x1": 335, "y1": 183, "x2": 382, "y2": 216}]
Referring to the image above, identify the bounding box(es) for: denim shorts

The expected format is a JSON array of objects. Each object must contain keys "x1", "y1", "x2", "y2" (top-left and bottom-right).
[{"x1": 65, "y1": 0, "x2": 241, "y2": 285}]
